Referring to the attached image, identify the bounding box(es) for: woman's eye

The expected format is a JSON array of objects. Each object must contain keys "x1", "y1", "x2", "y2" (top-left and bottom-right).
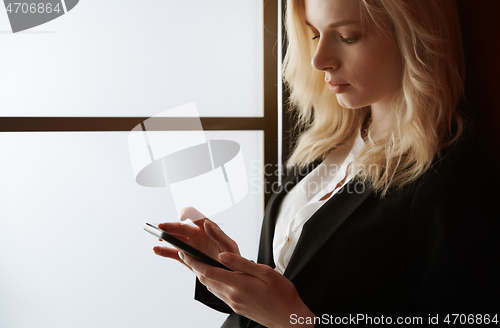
[
  {"x1": 312, "y1": 35, "x2": 320, "y2": 40},
  {"x1": 340, "y1": 36, "x2": 357, "y2": 44}
]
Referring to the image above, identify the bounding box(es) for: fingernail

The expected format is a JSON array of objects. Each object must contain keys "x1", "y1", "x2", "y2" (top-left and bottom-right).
[
  {"x1": 206, "y1": 220, "x2": 217, "y2": 230},
  {"x1": 218, "y1": 252, "x2": 231, "y2": 263},
  {"x1": 153, "y1": 247, "x2": 159, "y2": 253},
  {"x1": 178, "y1": 251, "x2": 185, "y2": 261}
]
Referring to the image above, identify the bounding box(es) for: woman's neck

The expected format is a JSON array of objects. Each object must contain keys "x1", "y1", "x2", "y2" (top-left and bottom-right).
[{"x1": 368, "y1": 102, "x2": 393, "y2": 139}]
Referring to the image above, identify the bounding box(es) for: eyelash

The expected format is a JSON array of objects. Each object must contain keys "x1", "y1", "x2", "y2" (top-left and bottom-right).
[{"x1": 311, "y1": 35, "x2": 358, "y2": 45}]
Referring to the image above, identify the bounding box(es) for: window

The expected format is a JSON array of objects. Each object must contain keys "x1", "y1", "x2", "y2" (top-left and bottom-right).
[{"x1": 0, "y1": 1, "x2": 279, "y2": 327}]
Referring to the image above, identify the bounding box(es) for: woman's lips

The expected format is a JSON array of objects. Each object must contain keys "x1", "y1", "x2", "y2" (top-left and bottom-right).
[{"x1": 327, "y1": 83, "x2": 350, "y2": 94}]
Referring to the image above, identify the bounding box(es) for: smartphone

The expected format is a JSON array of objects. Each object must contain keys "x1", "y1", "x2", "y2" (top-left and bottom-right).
[{"x1": 144, "y1": 223, "x2": 232, "y2": 271}]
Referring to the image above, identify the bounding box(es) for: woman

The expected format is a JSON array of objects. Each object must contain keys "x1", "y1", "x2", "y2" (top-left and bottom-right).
[{"x1": 154, "y1": 0, "x2": 499, "y2": 326}]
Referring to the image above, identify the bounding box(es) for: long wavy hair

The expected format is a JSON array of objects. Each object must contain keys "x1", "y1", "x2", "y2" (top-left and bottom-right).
[{"x1": 284, "y1": 0, "x2": 466, "y2": 196}]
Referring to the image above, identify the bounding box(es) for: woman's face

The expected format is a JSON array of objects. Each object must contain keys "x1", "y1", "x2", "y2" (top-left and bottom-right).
[{"x1": 304, "y1": 0, "x2": 403, "y2": 113}]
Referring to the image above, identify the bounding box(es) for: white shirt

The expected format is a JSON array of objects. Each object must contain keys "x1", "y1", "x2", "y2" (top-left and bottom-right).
[{"x1": 273, "y1": 133, "x2": 365, "y2": 274}]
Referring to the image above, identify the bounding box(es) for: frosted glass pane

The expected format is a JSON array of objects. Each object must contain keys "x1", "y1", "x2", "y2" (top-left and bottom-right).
[
  {"x1": 0, "y1": 131, "x2": 264, "y2": 328},
  {"x1": 0, "y1": 0, "x2": 263, "y2": 117}
]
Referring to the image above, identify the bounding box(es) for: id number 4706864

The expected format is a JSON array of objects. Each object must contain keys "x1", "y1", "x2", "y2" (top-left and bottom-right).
[
  {"x1": 6, "y1": 3, "x2": 62, "y2": 14},
  {"x1": 444, "y1": 314, "x2": 498, "y2": 325}
]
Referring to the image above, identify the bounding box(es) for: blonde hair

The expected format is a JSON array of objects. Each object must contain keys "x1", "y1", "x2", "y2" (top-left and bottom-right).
[{"x1": 283, "y1": 0, "x2": 465, "y2": 196}]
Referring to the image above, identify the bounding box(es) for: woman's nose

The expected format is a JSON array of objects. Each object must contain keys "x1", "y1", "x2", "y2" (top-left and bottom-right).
[{"x1": 311, "y1": 40, "x2": 340, "y2": 72}]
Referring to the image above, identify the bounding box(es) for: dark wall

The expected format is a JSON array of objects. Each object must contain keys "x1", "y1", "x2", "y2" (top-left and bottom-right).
[{"x1": 457, "y1": 0, "x2": 500, "y2": 167}]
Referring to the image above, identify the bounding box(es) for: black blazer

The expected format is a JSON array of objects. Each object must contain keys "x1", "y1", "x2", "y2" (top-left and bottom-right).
[{"x1": 195, "y1": 138, "x2": 500, "y2": 327}]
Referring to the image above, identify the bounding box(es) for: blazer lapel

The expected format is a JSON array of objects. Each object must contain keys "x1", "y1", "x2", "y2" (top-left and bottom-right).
[
  {"x1": 257, "y1": 165, "x2": 316, "y2": 267},
  {"x1": 283, "y1": 180, "x2": 372, "y2": 281}
]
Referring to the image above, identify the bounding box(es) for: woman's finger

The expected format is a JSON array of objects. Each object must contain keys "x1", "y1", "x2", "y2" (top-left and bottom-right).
[
  {"x1": 204, "y1": 220, "x2": 240, "y2": 254},
  {"x1": 153, "y1": 247, "x2": 192, "y2": 271},
  {"x1": 178, "y1": 206, "x2": 207, "y2": 222},
  {"x1": 158, "y1": 222, "x2": 198, "y2": 239},
  {"x1": 180, "y1": 252, "x2": 264, "y2": 302},
  {"x1": 180, "y1": 253, "x2": 236, "y2": 284},
  {"x1": 153, "y1": 246, "x2": 179, "y2": 259},
  {"x1": 197, "y1": 271, "x2": 234, "y2": 297},
  {"x1": 218, "y1": 252, "x2": 272, "y2": 284}
]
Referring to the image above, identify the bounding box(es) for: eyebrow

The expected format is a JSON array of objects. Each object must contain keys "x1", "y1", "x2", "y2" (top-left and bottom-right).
[{"x1": 305, "y1": 20, "x2": 359, "y2": 29}]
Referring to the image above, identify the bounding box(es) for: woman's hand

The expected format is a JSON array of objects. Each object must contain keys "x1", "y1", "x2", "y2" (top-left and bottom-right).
[
  {"x1": 153, "y1": 207, "x2": 240, "y2": 271},
  {"x1": 180, "y1": 251, "x2": 316, "y2": 328}
]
